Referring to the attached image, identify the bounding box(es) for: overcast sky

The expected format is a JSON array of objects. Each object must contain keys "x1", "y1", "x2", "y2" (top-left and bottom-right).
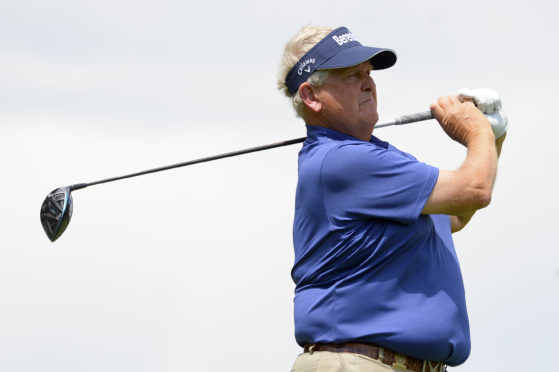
[{"x1": 1, "y1": 1, "x2": 558, "y2": 371}]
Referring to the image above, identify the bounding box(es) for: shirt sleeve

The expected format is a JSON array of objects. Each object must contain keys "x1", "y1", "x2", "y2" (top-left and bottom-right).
[{"x1": 320, "y1": 142, "x2": 439, "y2": 226}]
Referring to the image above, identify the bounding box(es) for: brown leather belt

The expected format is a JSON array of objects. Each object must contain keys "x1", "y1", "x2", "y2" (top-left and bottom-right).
[{"x1": 303, "y1": 342, "x2": 446, "y2": 372}]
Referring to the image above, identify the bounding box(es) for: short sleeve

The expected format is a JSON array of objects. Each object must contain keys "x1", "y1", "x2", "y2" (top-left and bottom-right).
[{"x1": 321, "y1": 142, "x2": 438, "y2": 225}]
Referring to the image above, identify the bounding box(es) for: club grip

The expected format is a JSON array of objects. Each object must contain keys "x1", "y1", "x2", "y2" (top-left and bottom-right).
[
  {"x1": 376, "y1": 110, "x2": 433, "y2": 128},
  {"x1": 395, "y1": 110, "x2": 433, "y2": 125}
]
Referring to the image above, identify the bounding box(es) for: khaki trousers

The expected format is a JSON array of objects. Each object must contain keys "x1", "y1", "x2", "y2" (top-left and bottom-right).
[{"x1": 291, "y1": 351, "x2": 445, "y2": 372}]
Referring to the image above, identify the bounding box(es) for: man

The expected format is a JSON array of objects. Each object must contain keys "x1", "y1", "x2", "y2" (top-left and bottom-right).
[{"x1": 277, "y1": 26, "x2": 507, "y2": 372}]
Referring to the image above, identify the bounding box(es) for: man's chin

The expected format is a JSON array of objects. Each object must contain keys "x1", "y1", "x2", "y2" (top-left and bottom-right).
[
  {"x1": 360, "y1": 106, "x2": 378, "y2": 122},
  {"x1": 369, "y1": 112, "x2": 379, "y2": 127}
]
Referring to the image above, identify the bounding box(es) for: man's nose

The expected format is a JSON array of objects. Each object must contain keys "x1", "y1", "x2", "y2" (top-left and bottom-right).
[{"x1": 363, "y1": 75, "x2": 376, "y2": 91}]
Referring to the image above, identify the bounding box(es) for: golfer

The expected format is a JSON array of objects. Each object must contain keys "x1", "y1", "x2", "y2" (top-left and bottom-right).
[{"x1": 277, "y1": 25, "x2": 507, "y2": 372}]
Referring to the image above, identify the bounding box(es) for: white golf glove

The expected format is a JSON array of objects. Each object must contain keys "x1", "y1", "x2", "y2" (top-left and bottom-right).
[
  {"x1": 458, "y1": 88, "x2": 502, "y2": 114},
  {"x1": 485, "y1": 110, "x2": 508, "y2": 139},
  {"x1": 458, "y1": 88, "x2": 508, "y2": 138}
]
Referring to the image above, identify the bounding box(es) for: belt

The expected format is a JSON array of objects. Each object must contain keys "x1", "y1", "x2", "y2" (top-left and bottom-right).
[{"x1": 303, "y1": 342, "x2": 446, "y2": 372}]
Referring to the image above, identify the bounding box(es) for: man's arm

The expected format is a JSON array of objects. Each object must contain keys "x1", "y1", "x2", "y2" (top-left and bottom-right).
[
  {"x1": 421, "y1": 95, "x2": 498, "y2": 218},
  {"x1": 449, "y1": 133, "x2": 506, "y2": 232}
]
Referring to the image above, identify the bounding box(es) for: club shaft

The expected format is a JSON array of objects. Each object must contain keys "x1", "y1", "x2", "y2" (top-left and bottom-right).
[
  {"x1": 70, "y1": 110, "x2": 433, "y2": 191},
  {"x1": 74, "y1": 137, "x2": 307, "y2": 189}
]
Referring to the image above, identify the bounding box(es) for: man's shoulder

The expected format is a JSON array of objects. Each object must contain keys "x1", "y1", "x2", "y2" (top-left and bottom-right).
[{"x1": 300, "y1": 138, "x2": 381, "y2": 168}]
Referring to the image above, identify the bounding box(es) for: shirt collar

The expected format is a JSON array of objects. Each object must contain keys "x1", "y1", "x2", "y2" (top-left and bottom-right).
[{"x1": 305, "y1": 124, "x2": 389, "y2": 149}]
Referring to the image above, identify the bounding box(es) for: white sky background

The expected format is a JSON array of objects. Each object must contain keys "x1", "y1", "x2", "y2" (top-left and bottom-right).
[{"x1": 1, "y1": 0, "x2": 558, "y2": 371}]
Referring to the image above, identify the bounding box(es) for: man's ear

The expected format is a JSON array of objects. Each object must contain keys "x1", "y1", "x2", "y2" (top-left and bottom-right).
[{"x1": 299, "y1": 83, "x2": 322, "y2": 113}]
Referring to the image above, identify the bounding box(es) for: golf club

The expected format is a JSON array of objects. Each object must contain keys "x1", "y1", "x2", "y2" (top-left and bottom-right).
[{"x1": 40, "y1": 110, "x2": 434, "y2": 242}]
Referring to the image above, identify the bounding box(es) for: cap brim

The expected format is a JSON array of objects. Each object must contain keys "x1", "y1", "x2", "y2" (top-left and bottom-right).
[{"x1": 317, "y1": 46, "x2": 397, "y2": 71}]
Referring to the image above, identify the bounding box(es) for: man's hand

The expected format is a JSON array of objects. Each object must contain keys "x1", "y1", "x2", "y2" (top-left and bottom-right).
[
  {"x1": 458, "y1": 88, "x2": 501, "y2": 114},
  {"x1": 458, "y1": 88, "x2": 509, "y2": 138},
  {"x1": 485, "y1": 110, "x2": 508, "y2": 139},
  {"x1": 430, "y1": 95, "x2": 494, "y2": 146}
]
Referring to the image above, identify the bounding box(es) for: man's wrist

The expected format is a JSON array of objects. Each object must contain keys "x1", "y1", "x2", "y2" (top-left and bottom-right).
[{"x1": 465, "y1": 126, "x2": 495, "y2": 147}]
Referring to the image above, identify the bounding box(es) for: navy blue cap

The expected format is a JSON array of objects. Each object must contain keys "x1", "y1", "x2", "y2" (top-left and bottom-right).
[{"x1": 285, "y1": 27, "x2": 397, "y2": 96}]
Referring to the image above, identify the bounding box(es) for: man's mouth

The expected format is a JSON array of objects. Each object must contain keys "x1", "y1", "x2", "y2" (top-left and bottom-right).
[{"x1": 360, "y1": 97, "x2": 375, "y2": 105}]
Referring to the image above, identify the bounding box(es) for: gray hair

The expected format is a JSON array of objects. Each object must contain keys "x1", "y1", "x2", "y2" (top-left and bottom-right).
[{"x1": 277, "y1": 25, "x2": 333, "y2": 119}]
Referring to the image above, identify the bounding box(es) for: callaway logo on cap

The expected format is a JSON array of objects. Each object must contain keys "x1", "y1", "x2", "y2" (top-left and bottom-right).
[{"x1": 285, "y1": 27, "x2": 397, "y2": 96}]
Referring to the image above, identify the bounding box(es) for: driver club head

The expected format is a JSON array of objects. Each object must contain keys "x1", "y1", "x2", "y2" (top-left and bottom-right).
[{"x1": 40, "y1": 187, "x2": 73, "y2": 242}]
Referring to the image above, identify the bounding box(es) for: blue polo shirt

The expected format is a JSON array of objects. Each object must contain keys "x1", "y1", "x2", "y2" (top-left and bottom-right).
[{"x1": 292, "y1": 125, "x2": 470, "y2": 366}]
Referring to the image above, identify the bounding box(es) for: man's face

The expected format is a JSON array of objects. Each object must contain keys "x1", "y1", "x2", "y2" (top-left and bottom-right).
[{"x1": 315, "y1": 61, "x2": 378, "y2": 140}]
